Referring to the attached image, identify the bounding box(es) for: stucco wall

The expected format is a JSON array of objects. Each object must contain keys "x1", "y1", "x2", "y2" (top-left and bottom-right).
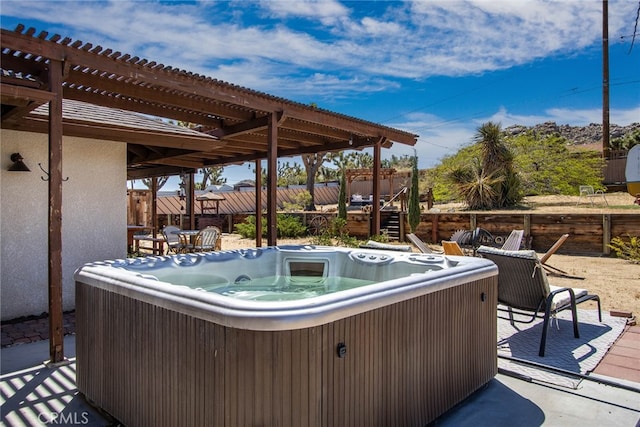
[{"x1": 1, "y1": 129, "x2": 127, "y2": 320}]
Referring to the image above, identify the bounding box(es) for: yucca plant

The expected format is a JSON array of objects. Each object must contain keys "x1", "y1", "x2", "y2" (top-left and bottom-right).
[
  {"x1": 449, "y1": 157, "x2": 504, "y2": 210},
  {"x1": 457, "y1": 168, "x2": 503, "y2": 210},
  {"x1": 449, "y1": 122, "x2": 523, "y2": 209}
]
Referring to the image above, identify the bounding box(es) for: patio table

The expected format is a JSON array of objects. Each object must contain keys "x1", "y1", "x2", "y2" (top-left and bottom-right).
[{"x1": 171, "y1": 229, "x2": 200, "y2": 252}]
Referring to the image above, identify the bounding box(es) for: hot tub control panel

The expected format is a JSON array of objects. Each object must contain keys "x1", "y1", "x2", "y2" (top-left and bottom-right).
[{"x1": 350, "y1": 251, "x2": 394, "y2": 265}]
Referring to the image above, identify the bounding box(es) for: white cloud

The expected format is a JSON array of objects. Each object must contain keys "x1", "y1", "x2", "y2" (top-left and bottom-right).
[
  {"x1": 479, "y1": 107, "x2": 553, "y2": 127},
  {"x1": 480, "y1": 105, "x2": 640, "y2": 127},
  {"x1": 386, "y1": 112, "x2": 478, "y2": 168},
  {"x1": 2, "y1": 0, "x2": 637, "y2": 130},
  {"x1": 260, "y1": 0, "x2": 350, "y2": 25},
  {"x1": 611, "y1": 107, "x2": 640, "y2": 125},
  {"x1": 4, "y1": 0, "x2": 636, "y2": 86}
]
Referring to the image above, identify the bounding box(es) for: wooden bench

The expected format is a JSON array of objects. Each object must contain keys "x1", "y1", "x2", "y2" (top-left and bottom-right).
[{"x1": 132, "y1": 235, "x2": 166, "y2": 256}]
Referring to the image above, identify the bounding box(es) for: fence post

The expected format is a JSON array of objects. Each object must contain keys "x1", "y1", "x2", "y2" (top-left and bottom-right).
[
  {"x1": 431, "y1": 214, "x2": 439, "y2": 243},
  {"x1": 524, "y1": 214, "x2": 531, "y2": 248},
  {"x1": 603, "y1": 214, "x2": 611, "y2": 255}
]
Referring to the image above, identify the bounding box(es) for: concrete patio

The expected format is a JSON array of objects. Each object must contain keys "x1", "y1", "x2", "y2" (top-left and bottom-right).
[{"x1": 2, "y1": 322, "x2": 639, "y2": 426}]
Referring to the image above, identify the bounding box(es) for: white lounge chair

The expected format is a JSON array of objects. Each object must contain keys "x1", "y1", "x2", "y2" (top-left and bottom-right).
[{"x1": 501, "y1": 230, "x2": 524, "y2": 251}]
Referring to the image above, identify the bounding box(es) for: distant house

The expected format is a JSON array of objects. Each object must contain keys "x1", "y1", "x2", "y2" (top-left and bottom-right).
[
  {"x1": 205, "y1": 184, "x2": 234, "y2": 192},
  {"x1": 233, "y1": 180, "x2": 256, "y2": 191}
]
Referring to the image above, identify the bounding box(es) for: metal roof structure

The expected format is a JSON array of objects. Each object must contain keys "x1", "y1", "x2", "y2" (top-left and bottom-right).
[{"x1": 157, "y1": 186, "x2": 340, "y2": 216}]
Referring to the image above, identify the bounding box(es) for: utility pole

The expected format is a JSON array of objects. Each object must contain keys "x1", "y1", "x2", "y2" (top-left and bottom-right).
[{"x1": 602, "y1": 0, "x2": 610, "y2": 158}]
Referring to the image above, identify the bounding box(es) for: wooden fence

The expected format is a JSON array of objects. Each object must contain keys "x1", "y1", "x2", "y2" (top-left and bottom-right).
[
  {"x1": 159, "y1": 211, "x2": 637, "y2": 255},
  {"x1": 129, "y1": 188, "x2": 638, "y2": 255},
  {"x1": 406, "y1": 212, "x2": 639, "y2": 255},
  {"x1": 604, "y1": 149, "x2": 628, "y2": 186}
]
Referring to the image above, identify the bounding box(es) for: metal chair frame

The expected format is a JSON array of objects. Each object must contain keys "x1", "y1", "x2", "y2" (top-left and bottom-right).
[{"x1": 476, "y1": 246, "x2": 601, "y2": 356}]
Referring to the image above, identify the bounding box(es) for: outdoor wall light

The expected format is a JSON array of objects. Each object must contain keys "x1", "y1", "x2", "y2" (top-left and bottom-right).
[{"x1": 8, "y1": 153, "x2": 31, "y2": 172}]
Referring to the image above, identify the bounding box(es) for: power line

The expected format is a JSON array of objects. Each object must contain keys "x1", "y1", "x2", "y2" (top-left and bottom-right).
[{"x1": 629, "y1": 1, "x2": 640, "y2": 53}]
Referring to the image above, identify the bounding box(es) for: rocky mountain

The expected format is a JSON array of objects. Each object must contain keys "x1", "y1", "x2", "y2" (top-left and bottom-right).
[{"x1": 504, "y1": 122, "x2": 640, "y2": 147}]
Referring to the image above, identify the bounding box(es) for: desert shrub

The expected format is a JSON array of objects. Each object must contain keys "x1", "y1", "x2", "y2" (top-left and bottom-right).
[
  {"x1": 368, "y1": 233, "x2": 389, "y2": 243},
  {"x1": 236, "y1": 214, "x2": 306, "y2": 238},
  {"x1": 277, "y1": 214, "x2": 307, "y2": 238},
  {"x1": 329, "y1": 217, "x2": 348, "y2": 236},
  {"x1": 234, "y1": 215, "x2": 263, "y2": 239},
  {"x1": 508, "y1": 133, "x2": 605, "y2": 195},
  {"x1": 335, "y1": 234, "x2": 359, "y2": 248},
  {"x1": 295, "y1": 191, "x2": 312, "y2": 208},
  {"x1": 309, "y1": 233, "x2": 333, "y2": 246},
  {"x1": 427, "y1": 131, "x2": 607, "y2": 203},
  {"x1": 608, "y1": 235, "x2": 640, "y2": 264},
  {"x1": 308, "y1": 217, "x2": 358, "y2": 247},
  {"x1": 282, "y1": 191, "x2": 313, "y2": 211}
]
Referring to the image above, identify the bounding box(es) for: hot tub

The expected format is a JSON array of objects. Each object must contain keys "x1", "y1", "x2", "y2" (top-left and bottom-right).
[{"x1": 75, "y1": 245, "x2": 498, "y2": 426}]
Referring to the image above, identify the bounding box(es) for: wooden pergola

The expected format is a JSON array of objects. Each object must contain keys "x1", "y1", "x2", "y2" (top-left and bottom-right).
[
  {"x1": 1, "y1": 24, "x2": 418, "y2": 363},
  {"x1": 345, "y1": 168, "x2": 410, "y2": 202}
]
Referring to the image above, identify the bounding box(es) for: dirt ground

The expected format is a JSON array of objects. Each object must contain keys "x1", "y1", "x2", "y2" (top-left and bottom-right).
[{"x1": 218, "y1": 191, "x2": 640, "y2": 318}]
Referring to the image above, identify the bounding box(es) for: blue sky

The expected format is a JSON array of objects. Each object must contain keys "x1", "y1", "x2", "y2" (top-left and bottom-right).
[{"x1": 2, "y1": 0, "x2": 639, "y2": 190}]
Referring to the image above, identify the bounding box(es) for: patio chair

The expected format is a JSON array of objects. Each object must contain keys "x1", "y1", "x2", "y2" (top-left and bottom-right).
[
  {"x1": 192, "y1": 226, "x2": 221, "y2": 252},
  {"x1": 501, "y1": 229, "x2": 524, "y2": 251},
  {"x1": 442, "y1": 240, "x2": 465, "y2": 256},
  {"x1": 162, "y1": 225, "x2": 185, "y2": 254},
  {"x1": 476, "y1": 245, "x2": 601, "y2": 357},
  {"x1": 451, "y1": 227, "x2": 494, "y2": 255},
  {"x1": 538, "y1": 233, "x2": 584, "y2": 278},
  {"x1": 359, "y1": 240, "x2": 412, "y2": 252},
  {"x1": 406, "y1": 233, "x2": 435, "y2": 253},
  {"x1": 577, "y1": 185, "x2": 609, "y2": 207}
]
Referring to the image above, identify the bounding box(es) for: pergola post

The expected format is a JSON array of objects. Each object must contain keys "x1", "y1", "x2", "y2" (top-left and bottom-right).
[
  {"x1": 47, "y1": 59, "x2": 66, "y2": 365},
  {"x1": 189, "y1": 172, "x2": 196, "y2": 230},
  {"x1": 255, "y1": 159, "x2": 263, "y2": 247},
  {"x1": 267, "y1": 112, "x2": 278, "y2": 246},
  {"x1": 371, "y1": 139, "x2": 382, "y2": 236},
  {"x1": 151, "y1": 177, "x2": 158, "y2": 236}
]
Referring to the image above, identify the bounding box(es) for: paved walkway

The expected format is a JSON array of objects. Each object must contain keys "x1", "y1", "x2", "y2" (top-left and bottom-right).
[
  {"x1": 1, "y1": 312, "x2": 76, "y2": 348},
  {"x1": 594, "y1": 323, "x2": 640, "y2": 383}
]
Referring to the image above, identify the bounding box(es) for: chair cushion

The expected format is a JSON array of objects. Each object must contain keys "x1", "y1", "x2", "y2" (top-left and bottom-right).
[
  {"x1": 476, "y1": 245, "x2": 538, "y2": 260},
  {"x1": 476, "y1": 245, "x2": 551, "y2": 298},
  {"x1": 549, "y1": 285, "x2": 588, "y2": 310}
]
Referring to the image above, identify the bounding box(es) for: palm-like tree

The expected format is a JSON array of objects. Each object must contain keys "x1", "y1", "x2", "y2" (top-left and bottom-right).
[
  {"x1": 451, "y1": 122, "x2": 522, "y2": 209},
  {"x1": 476, "y1": 122, "x2": 511, "y2": 176}
]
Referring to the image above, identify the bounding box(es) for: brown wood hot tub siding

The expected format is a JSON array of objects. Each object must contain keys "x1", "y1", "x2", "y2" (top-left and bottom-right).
[{"x1": 76, "y1": 276, "x2": 497, "y2": 426}]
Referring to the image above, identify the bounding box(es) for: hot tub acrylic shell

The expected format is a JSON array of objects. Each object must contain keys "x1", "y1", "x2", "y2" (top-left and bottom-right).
[{"x1": 75, "y1": 245, "x2": 498, "y2": 426}]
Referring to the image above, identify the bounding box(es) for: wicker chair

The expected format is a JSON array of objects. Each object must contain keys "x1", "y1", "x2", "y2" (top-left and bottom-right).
[
  {"x1": 476, "y1": 245, "x2": 601, "y2": 357},
  {"x1": 162, "y1": 225, "x2": 185, "y2": 254},
  {"x1": 192, "y1": 226, "x2": 222, "y2": 252}
]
